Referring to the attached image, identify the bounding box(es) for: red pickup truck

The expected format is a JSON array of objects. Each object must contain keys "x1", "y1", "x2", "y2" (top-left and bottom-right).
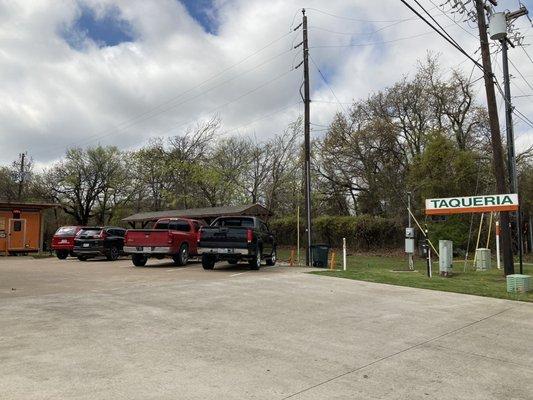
[
  {"x1": 123, "y1": 218, "x2": 204, "y2": 267},
  {"x1": 51, "y1": 226, "x2": 83, "y2": 259}
]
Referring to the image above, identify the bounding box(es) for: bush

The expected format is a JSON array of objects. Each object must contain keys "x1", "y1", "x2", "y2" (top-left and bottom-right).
[{"x1": 269, "y1": 215, "x2": 402, "y2": 250}]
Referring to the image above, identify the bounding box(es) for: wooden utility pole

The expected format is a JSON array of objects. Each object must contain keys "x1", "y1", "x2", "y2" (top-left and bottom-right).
[
  {"x1": 474, "y1": 0, "x2": 514, "y2": 275},
  {"x1": 17, "y1": 152, "x2": 26, "y2": 201},
  {"x1": 302, "y1": 9, "x2": 312, "y2": 266}
]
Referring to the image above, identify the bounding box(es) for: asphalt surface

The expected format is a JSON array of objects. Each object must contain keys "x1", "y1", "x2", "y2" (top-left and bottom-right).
[{"x1": 0, "y1": 255, "x2": 532, "y2": 399}]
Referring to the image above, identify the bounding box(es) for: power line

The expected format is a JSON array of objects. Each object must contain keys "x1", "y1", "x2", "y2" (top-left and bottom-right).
[
  {"x1": 309, "y1": 26, "x2": 455, "y2": 48},
  {"x1": 34, "y1": 44, "x2": 298, "y2": 156},
  {"x1": 308, "y1": 19, "x2": 406, "y2": 36},
  {"x1": 308, "y1": 53, "x2": 349, "y2": 115},
  {"x1": 508, "y1": 56, "x2": 533, "y2": 92},
  {"x1": 33, "y1": 30, "x2": 298, "y2": 157},
  {"x1": 428, "y1": 0, "x2": 478, "y2": 40},
  {"x1": 520, "y1": 45, "x2": 533, "y2": 64},
  {"x1": 399, "y1": 0, "x2": 483, "y2": 71},
  {"x1": 305, "y1": 6, "x2": 438, "y2": 23}
]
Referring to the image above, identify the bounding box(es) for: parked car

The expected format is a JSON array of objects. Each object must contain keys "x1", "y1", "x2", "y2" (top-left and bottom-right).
[
  {"x1": 73, "y1": 226, "x2": 126, "y2": 261},
  {"x1": 51, "y1": 226, "x2": 83, "y2": 259},
  {"x1": 123, "y1": 218, "x2": 204, "y2": 267},
  {"x1": 197, "y1": 216, "x2": 276, "y2": 270}
]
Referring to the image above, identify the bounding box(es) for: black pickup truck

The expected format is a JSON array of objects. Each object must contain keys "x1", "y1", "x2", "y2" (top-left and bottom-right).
[{"x1": 197, "y1": 216, "x2": 276, "y2": 270}]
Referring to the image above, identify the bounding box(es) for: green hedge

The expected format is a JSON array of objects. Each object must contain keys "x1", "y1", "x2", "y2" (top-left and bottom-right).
[{"x1": 269, "y1": 215, "x2": 402, "y2": 250}]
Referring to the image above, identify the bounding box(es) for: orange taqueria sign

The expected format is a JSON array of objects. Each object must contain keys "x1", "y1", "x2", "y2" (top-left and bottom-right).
[{"x1": 425, "y1": 194, "x2": 519, "y2": 215}]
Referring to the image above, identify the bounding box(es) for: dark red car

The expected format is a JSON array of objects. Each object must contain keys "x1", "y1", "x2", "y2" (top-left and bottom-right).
[{"x1": 51, "y1": 226, "x2": 82, "y2": 259}]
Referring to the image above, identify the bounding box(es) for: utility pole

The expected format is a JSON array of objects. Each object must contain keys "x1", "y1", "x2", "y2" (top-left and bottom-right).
[
  {"x1": 474, "y1": 0, "x2": 514, "y2": 275},
  {"x1": 302, "y1": 8, "x2": 312, "y2": 266},
  {"x1": 17, "y1": 152, "x2": 26, "y2": 201},
  {"x1": 489, "y1": 5, "x2": 528, "y2": 273}
]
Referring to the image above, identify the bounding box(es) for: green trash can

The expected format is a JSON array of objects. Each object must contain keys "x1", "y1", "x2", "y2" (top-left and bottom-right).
[{"x1": 311, "y1": 244, "x2": 329, "y2": 268}]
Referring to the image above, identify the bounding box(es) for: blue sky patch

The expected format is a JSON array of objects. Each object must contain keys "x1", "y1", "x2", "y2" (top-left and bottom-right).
[
  {"x1": 179, "y1": 0, "x2": 219, "y2": 34},
  {"x1": 62, "y1": 4, "x2": 135, "y2": 50}
]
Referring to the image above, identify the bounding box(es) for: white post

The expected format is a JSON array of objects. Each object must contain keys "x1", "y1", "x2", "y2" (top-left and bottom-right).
[
  {"x1": 296, "y1": 206, "x2": 300, "y2": 266},
  {"x1": 342, "y1": 237, "x2": 347, "y2": 271},
  {"x1": 495, "y1": 219, "x2": 501, "y2": 270}
]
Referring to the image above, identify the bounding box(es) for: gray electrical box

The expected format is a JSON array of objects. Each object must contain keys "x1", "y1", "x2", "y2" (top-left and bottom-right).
[
  {"x1": 475, "y1": 248, "x2": 492, "y2": 271},
  {"x1": 405, "y1": 238, "x2": 415, "y2": 253},
  {"x1": 439, "y1": 240, "x2": 453, "y2": 275},
  {"x1": 405, "y1": 227, "x2": 415, "y2": 238}
]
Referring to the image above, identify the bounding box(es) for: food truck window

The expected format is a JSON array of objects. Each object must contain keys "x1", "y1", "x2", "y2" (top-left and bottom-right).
[{"x1": 13, "y1": 221, "x2": 22, "y2": 232}]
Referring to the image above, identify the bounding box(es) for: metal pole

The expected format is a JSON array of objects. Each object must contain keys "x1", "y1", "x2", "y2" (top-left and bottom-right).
[
  {"x1": 474, "y1": 0, "x2": 514, "y2": 275},
  {"x1": 302, "y1": 9, "x2": 312, "y2": 266},
  {"x1": 501, "y1": 39, "x2": 523, "y2": 274}
]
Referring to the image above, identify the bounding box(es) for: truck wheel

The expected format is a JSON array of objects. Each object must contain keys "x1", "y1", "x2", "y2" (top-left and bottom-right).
[
  {"x1": 56, "y1": 250, "x2": 68, "y2": 260},
  {"x1": 266, "y1": 248, "x2": 276, "y2": 266},
  {"x1": 173, "y1": 244, "x2": 189, "y2": 266},
  {"x1": 77, "y1": 255, "x2": 88, "y2": 261},
  {"x1": 202, "y1": 254, "x2": 215, "y2": 270},
  {"x1": 106, "y1": 246, "x2": 119, "y2": 261},
  {"x1": 249, "y1": 248, "x2": 261, "y2": 270},
  {"x1": 132, "y1": 254, "x2": 148, "y2": 267},
  {"x1": 227, "y1": 258, "x2": 238, "y2": 265}
]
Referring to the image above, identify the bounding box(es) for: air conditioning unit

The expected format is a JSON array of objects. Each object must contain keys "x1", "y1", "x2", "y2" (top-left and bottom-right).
[
  {"x1": 475, "y1": 248, "x2": 491, "y2": 271},
  {"x1": 439, "y1": 240, "x2": 453, "y2": 276},
  {"x1": 506, "y1": 274, "x2": 531, "y2": 293}
]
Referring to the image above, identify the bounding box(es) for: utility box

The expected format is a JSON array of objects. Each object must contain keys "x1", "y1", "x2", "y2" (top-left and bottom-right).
[
  {"x1": 405, "y1": 227, "x2": 415, "y2": 253},
  {"x1": 439, "y1": 240, "x2": 453, "y2": 276},
  {"x1": 506, "y1": 274, "x2": 531, "y2": 293},
  {"x1": 475, "y1": 248, "x2": 492, "y2": 271}
]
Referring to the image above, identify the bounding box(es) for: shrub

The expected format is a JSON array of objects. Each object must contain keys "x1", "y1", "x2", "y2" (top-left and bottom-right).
[{"x1": 269, "y1": 215, "x2": 402, "y2": 250}]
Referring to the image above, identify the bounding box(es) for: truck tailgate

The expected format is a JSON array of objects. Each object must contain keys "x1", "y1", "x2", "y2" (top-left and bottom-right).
[
  {"x1": 125, "y1": 230, "x2": 169, "y2": 247},
  {"x1": 199, "y1": 227, "x2": 248, "y2": 248}
]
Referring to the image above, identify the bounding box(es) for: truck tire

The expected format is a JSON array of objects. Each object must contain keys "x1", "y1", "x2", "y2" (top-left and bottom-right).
[
  {"x1": 173, "y1": 243, "x2": 189, "y2": 266},
  {"x1": 56, "y1": 250, "x2": 68, "y2": 260},
  {"x1": 249, "y1": 248, "x2": 261, "y2": 270},
  {"x1": 202, "y1": 254, "x2": 215, "y2": 270},
  {"x1": 106, "y1": 246, "x2": 120, "y2": 261},
  {"x1": 266, "y1": 247, "x2": 276, "y2": 266},
  {"x1": 227, "y1": 258, "x2": 238, "y2": 265},
  {"x1": 132, "y1": 254, "x2": 148, "y2": 267}
]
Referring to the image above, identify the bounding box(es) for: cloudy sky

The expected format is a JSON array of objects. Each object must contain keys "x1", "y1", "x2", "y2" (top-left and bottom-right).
[{"x1": 0, "y1": 0, "x2": 532, "y2": 168}]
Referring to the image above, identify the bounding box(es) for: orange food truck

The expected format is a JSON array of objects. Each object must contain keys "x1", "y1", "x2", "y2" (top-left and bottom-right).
[{"x1": 0, "y1": 201, "x2": 56, "y2": 255}]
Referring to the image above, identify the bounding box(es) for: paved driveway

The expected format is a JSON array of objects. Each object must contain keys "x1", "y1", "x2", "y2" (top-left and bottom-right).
[{"x1": 0, "y1": 256, "x2": 532, "y2": 399}]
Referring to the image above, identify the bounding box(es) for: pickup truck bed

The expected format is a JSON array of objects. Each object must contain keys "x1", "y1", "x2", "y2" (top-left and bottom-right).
[{"x1": 198, "y1": 216, "x2": 276, "y2": 270}]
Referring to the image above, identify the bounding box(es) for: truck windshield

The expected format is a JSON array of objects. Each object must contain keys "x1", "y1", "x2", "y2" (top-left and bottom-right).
[{"x1": 213, "y1": 218, "x2": 254, "y2": 228}]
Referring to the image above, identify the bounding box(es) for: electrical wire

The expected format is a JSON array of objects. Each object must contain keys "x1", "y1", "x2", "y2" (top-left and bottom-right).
[
  {"x1": 508, "y1": 56, "x2": 533, "y2": 92},
  {"x1": 309, "y1": 26, "x2": 454, "y2": 48},
  {"x1": 33, "y1": 30, "x2": 299, "y2": 156},
  {"x1": 308, "y1": 53, "x2": 349, "y2": 115},
  {"x1": 33, "y1": 43, "x2": 299, "y2": 155},
  {"x1": 305, "y1": 6, "x2": 438, "y2": 23},
  {"x1": 399, "y1": 0, "x2": 484, "y2": 71}
]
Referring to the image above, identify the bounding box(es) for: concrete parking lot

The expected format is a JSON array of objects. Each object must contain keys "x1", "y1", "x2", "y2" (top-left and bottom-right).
[{"x1": 0, "y1": 256, "x2": 532, "y2": 399}]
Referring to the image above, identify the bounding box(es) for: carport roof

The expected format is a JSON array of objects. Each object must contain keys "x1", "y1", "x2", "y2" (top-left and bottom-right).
[
  {"x1": 0, "y1": 200, "x2": 58, "y2": 211},
  {"x1": 122, "y1": 203, "x2": 272, "y2": 223}
]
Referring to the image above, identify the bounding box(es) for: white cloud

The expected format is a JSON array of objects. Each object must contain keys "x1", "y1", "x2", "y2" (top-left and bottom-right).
[{"x1": 0, "y1": 0, "x2": 531, "y2": 168}]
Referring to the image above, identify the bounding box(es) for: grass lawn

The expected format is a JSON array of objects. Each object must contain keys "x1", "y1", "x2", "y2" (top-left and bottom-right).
[{"x1": 277, "y1": 247, "x2": 533, "y2": 303}]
